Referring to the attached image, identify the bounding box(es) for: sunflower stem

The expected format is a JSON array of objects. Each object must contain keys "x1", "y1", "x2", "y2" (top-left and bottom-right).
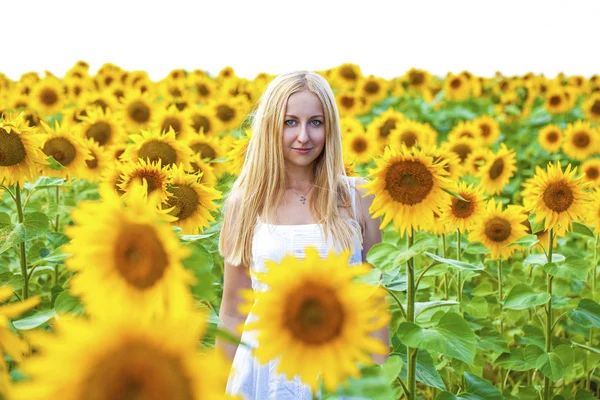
[
  {"x1": 383, "y1": 286, "x2": 406, "y2": 320},
  {"x1": 442, "y1": 233, "x2": 449, "y2": 299},
  {"x1": 15, "y1": 184, "x2": 29, "y2": 299},
  {"x1": 456, "y1": 229, "x2": 462, "y2": 313},
  {"x1": 543, "y1": 229, "x2": 555, "y2": 400},
  {"x1": 497, "y1": 258, "x2": 503, "y2": 334},
  {"x1": 54, "y1": 186, "x2": 60, "y2": 232},
  {"x1": 0, "y1": 184, "x2": 17, "y2": 203},
  {"x1": 406, "y1": 230, "x2": 416, "y2": 400}
]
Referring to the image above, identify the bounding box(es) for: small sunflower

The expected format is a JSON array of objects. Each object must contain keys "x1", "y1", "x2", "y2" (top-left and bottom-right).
[
  {"x1": 77, "y1": 105, "x2": 125, "y2": 148},
  {"x1": 468, "y1": 200, "x2": 529, "y2": 260},
  {"x1": 12, "y1": 313, "x2": 235, "y2": 400},
  {"x1": 342, "y1": 125, "x2": 378, "y2": 164},
  {"x1": 241, "y1": 247, "x2": 389, "y2": 392},
  {"x1": 29, "y1": 77, "x2": 65, "y2": 116},
  {"x1": 331, "y1": 63, "x2": 363, "y2": 89},
  {"x1": 447, "y1": 121, "x2": 479, "y2": 143},
  {"x1": 366, "y1": 108, "x2": 405, "y2": 149},
  {"x1": 151, "y1": 104, "x2": 194, "y2": 141},
  {"x1": 581, "y1": 158, "x2": 600, "y2": 186},
  {"x1": 472, "y1": 115, "x2": 501, "y2": 145},
  {"x1": 118, "y1": 159, "x2": 172, "y2": 205},
  {"x1": 424, "y1": 211, "x2": 453, "y2": 235},
  {"x1": 477, "y1": 143, "x2": 517, "y2": 195},
  {"x1": 389, "y1": 120, "x2": 437, "y2": 151},
  {"x1": 403, "y1": 68, "x2": 433, "y2": 92},
  {"x1": 537, "y1": 124, "x2": 563, "y2": 153},
  {"x1": 187, "y1": 133, "x2": 227, "y2": 176},
  {"x1": 162, "y1": 164, "x2": 222, "y2": 234},
  {"x1": 585, "y1": 189, "x2": 600, "y2": 234},
  {"x1": 357, "y1": 75, "x2": 388, "y2": 105},
  {"x1": 123, "y1": 128, "x2": 193, "y2": 169},
  {"x1": 562, "y1": 120, "x2": 599, "y2": 161},
  {"x1": 430, "y1": 146, "x2": 464, "y2": 181},
  {"x1": 438, "y1": 181, "x2": 486, "y2": 233},
  {"x1": 64, "y1": 183, "x2": 194, "y2": 320},
  {"x1": 39, "y1": 120, "x2": 92, "y2": 180},
  {"x1": 543, "y1": 86, "x2": 569, "y2": 114},
  {"x1": 444, "y1": 138, "x2": 477, "y2": 168},
  {"x1": 207, "y1": 97, "x2": 248, "y2": 133},
  {"x1": 362, "y1": 145, "x2": 450, "y2": 236},
  {"x1": 118, "y1": 89, "x2": 156, "y2": 132},
  {"x1": 187, "y1": 104, "x2": 219, "y2": 135},
  {"x1": 443, "y1": 73, "x2": 471, "y2": 101},
  {"x1": 340, "y1": 117, "x2": 365, "y2": 137},
  {"x1": 99, "y1": 163, "x2": 127, "y2": 196},
  {"x1": 188, "y1": 74, "x2": 217, "y2": 104},
  {"x1": 464, "y1": 147, "x2": 494, "y2": 176},
  {"x1": 522, "y1": 161, "x2": 591, "y2": 236},
  {"x1": 582, "y1": 92, "x2": 600, "y2": 123},
  {"x1": 79, "y1": 138, "x2": 110, "y2": 182},
  {"x1": 335, "y1": 91, "x2": 366, "y2": 118},
  {"x1": 0, "y1": 113, "x2": 47, "y2": 187}
]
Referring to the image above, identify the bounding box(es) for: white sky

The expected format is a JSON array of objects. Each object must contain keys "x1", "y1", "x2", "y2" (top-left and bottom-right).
[{"x1": 4, "y1": 0, "x2": 600, "y2": 81}]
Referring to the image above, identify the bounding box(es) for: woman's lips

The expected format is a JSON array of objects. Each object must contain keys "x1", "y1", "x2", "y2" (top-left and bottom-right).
[{"x1": 293, "y1": 148, "x2": 312, "y2": 154}]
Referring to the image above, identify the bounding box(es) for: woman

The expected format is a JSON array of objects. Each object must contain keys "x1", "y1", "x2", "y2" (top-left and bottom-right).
[{"x1": 217, "y1": 70, "x2": 388, "y2": 399}]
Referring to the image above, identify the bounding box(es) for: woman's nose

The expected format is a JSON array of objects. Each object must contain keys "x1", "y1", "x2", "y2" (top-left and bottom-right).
[{"x1": 296, "y1": 123, "x2": 309, "y2": 143}]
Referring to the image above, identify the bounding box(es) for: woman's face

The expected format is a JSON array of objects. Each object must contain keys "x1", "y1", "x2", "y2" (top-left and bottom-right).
[{"x1": 282, "y1": 90, "x2": 326, "y2": 169}]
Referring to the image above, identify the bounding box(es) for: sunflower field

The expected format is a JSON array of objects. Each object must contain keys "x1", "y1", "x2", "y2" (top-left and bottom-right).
[{"x1": 1, "y1": 62, "x2": 600, "y2": 400}]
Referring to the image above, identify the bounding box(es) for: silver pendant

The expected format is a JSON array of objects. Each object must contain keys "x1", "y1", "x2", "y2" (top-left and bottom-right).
[{"x1": 300, "y1": 196, "x2": 307, "y2": 204}]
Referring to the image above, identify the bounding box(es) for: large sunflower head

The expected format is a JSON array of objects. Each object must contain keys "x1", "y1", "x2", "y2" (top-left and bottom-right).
[
  {"x1": 476, "y1": 143, "x2": 517, "y2": 196},
  {"x1": 438, "y1": 181, "x2": 486, "y2": 233},
  {"x1": 362, "y1": 145, "x2": 451, "y2": 236},
  {"x1": 522, "y1": 161, "x2": 591, "y2": 236},
  {"x1": 562, "y1": 121, "x2": 600, "y2": 161},
  {"x1": 30, "y1": 77, "x2": 65, "y2": 116},
  {"x1": 468, "y1": 200, "x2": 529, "y2": 260},
  {"x1": 537, "y1": 124, "x2": 563, "y2": 153},
  {"x1": 77, "y1": 105, "x2": 125, "y2": 148},
  {"x1": 581, "y1": 158, "x2": 600, "y2": 187},
  {"x1": 242, "y1": 247, "x2": 389, "y2": 392},
  {"x1": 122, "y1": 128, "x2": 193, "y2": 170},
  {"x1": 63, "y1": 183, "x2": 195, "y2": 320},
  {"x1": 162, "y1": 164, "x2": 222, "y2": 234},
  {"x1": 12, "y1": 313, "x2": 236, "y2": 400},
  {"x1": 118, "y1": 158, "x2": 172, "y2": 205},
  {"x1": 582, "y1": 92, "x2": 600, "y2": 123},
  {"x1": 39, "y1": 120, "x2": 92, "y2": 180},
  {"x1": 0, "y1": 112, "x2": 47, "y2": 187}
]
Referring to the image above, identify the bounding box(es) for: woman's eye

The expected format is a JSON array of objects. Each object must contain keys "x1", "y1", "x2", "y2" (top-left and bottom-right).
[
  {"x1": 285, "y1": 120, "x2": 296, "y2": 126},
  {"x1": 311, "y1": 120, "x2": 323, "y2": 126}
]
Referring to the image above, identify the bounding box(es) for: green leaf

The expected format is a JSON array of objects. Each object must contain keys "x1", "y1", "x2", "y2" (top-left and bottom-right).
[
  {"x1": 46, "y1": 232, "x2": 70, "y2": 248},
  {"x1": 54, "y1": 291, "x2": 85, "y2": 316},
  {"x1": 568, "y1": 299, "x2": 600, "y2": 329},
  {"x1": 572, "y1": 221, "x2": 595, "y2": 238},
  {"x1": 463, "y1": 242, "x2": 490, "y2": 255},
  {"x1": 574, "y1": 390, "x2": 598, "y2": 400},
  {"x1": 394, "y1": 342, "x2": 446, "y2": 391},
  {"x1": 0, "y1": 222, "x2": 23, "y2": 254},
  {"x1": 543, "y1": 256, "x2": 588, "y2": 281},
  {"x1": 571, "y1": 342, "x2": 600, "y2": 354},
  {"x1": 381, "y1": 355, "x2": 403, "y2": 383},
  {"x1": 0, "y1": 272, "x2": 25, "y2": 291},
  {"x1": 367, "y1": 243, "x2": 401, "y2": 272},
  {"x1": 180, "y1": 232, "x2": 218, "y2": 241},
  {"x1": 28, "y1": 265, "x2": 55, "y2": 279},
  {"x1": 465, "y1": 296, "x2": 488, "y2": 318},
  {"x1": 423, "y1": 252, "x2": 483, "y2": 271},
  {"x1": 524, "y1": 344, "x2": 544, "y2": 368},
  {"x1": 183, "y1": 242, "x2": 215, "y2": 301},
  {"x1": 442, "y1": 187, "x2": 468, "y2": 201},
  {"x1": 472, "y1": 281, "x2": 495, "y2": 296},
  {"x1": 463, "y1": 372, "x2": 504, "y2": 400},
  {"x1": 398, "y1": 312, "x2": 476, "y2": 364},
  {"x1": 477, "y1": 327, "x2": 509, "y2": 354},
  {"x1": 536, "y1": 352, "x2": 564, "y2": 381},
  {"x1": 523, "y1": 253, "x2": 564, "y2": 266},
  {"x1": 493, "y1": 348, "x2": 533, "y2": 371},
  {"x1": 46, "y1": 156, "x2": 66, "y2": 170},
  {"x1": 327, "y1": 364, "x2": 394, "y2": 400},
  {"x1": 515, "y1": 325, "x2": 545, "y2": 349},
  {"x1": 22, "y1": 212, "x2": 50, "y2": 240},
  {"x1": 23, "y1": 176, "x2": 65, "y2": 190},
  {"x1": 0, "y1": 213, "x2": 50, "y2": 254},
  {"x1": 505, "y1": 234, "x2": 538, "y2": 248},
  {"x1": 0, "y1": 212, "x2": 11, "y2": 227},
  {"x1": 503, "y1": 284, "x2": 551, "y2": 310},
  {"x1": 12, "y1": 310, "x2": 56, "y2": 330},
  {"x1": 393, "y1": 236, "x2": 437, "y2": 266}
]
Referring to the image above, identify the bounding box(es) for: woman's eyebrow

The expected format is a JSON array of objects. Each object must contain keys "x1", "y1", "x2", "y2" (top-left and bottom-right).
[{"x1": 284, "y1": 114, "x2": 325, "y2": 119}]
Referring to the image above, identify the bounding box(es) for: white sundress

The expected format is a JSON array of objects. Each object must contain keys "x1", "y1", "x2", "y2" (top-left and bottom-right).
[{"x1": 226, "y1": 178, "x2": 364, "y2": 400}]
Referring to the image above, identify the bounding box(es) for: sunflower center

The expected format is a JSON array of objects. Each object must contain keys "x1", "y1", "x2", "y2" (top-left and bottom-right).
[
  {"x1": 216, "y1": 105, "x2": 235, "y2": 123},
  {"x1": 379, "y1": 119, "x2": 396, "y2": 138},
  {"x1": 340, "y1": 66, "x2": 357, "y2": 81},
  {"x1": 80, "y1": 341, "x2": 193, "y2": 400},
  {"x1": 167, "y1": 185, "x2": 199, "y2": 220},
  {"x1": 191, "y1": 115, "x2": 211, "y2": 134},
  {"x1": 586, "y1": 167, "x2": 599, "y2": 179},
  {"x1": 572, "y1": 131, "x2": 590, "y2": 148},
  {"x1": 86, "y1": 151, "x2": 99, "y2": 169},
  {"x1": 488, "y1": 158, "x2": 505, "y2": 179},
  {"x1": 114, "y1": 223, "x2": 168, "y2": 289},
  {"x1": 91, "y1": 99, "x2": 110, "y2": 112},
  {"x1": 191, "y1": 143, "x2": 216, "y2": 160},
  {"x1": 365, "y1": 81, "x2": 380, "y2": 94},
  {"x1": 138, "y1": 140, "x2": 177, "y2": 166},
  {"x1": 40, "y1": 88, "x2": 58, "y2": 106},
  {"x1": 400, "y1": 131, "x2": 417, "y2": 147},
  {"x1": 385, "y1": 161, "x2": 434, "y2": 205},
  {"x1": 352, "y1": 138, "x2": 367, "y2": 153},
  {"x1": 285, "y1": 284, "x2": 344, "y2": 344},
  {"x1": 450, "y1": 78, "x2": 462, "y2": 89},
  {"x1": 0, "y1": 128, "x2": 27, "y2": 166},
  {"x1": 43, "y1": 138, "x2": 76, "y2": 166},
  {"x1": 410, "y1": 72, "x2": 424, "y2": 86},
  {"x1": 591, "y1": 100, "x2": 600, "y2": 116},
  {"x1": 128, "y1": 101, "x2": 151, "y2": 124},
  {"x1": 452, "y1": 196, "x2": 475, "y2": 219},
  {"x1": 480, "y1": 123, "x2": 491, "y2": 138},
  {"x1": 484, "y1": 217, "x2": 511, "y2": 242},
  {"x1": 196, "y1": 84, "x2": 210, "y2": 96},
  {"x1": 341, "y1": 96, "x2": 355, "y2": 108},
  {"x1": 25, "y1": 113, "x2": 41, "y2": 127},
  {"x1": 132, "y1": 170, "x2": 163, "y2": 194},
  {"x1": 543, "y1": 180, "x2": 574, "y2": 212},
  {"x1": 549, "y1": 95, "x2": 562, "y2": 106},
  {"x1": 161, "y1": 117, "x2": 183, "y2": 135},
  {"x1": 546, "y1": 131, "x2": 559, "y2": 143},
  {"x1": 451, "y1": 143, "x2": 471, "y2": 162},
  {"x1": 86, "y1": 122, "x2": 112, "y2": 146}
]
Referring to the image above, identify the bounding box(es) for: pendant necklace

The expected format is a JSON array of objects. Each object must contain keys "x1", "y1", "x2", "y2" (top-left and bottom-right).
[{"x1": 288, "y1": 186, "x2": 313, "y2": 204}]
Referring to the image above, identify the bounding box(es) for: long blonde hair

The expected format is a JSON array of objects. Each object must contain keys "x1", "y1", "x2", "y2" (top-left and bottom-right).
[{"x1": 218, "y1": 70, "x2": 362, "y2": 267}]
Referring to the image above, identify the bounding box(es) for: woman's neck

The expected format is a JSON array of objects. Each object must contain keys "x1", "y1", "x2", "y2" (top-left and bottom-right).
[{"x1": 285, "y1": 165, "x2": 315, "y2": 191}]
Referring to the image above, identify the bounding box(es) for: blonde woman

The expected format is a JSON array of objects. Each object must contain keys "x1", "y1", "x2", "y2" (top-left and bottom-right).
[{"x1": 217, "y1": 70, "x2": 388, "y2": 399}]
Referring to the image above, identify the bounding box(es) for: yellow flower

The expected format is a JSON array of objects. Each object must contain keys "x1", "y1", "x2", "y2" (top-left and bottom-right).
[
  {"x1": 543, "y1": 86, "x2": 570, "y2": 114},
  {"x1": 342, "y1": 124, "x2": 378, "y2": 165},
  {"x1": 187, "y1": 133, "x2": 227, "y2": 176},
  {"x1": 443, "y1": 73, "x2": 471, "y2": 101},
  {"x1": 187, "y1": 104, "x2": 219, "y2": 136},
  {"x1": 30, "y1": 77, "x2": 65, "y2": 116},
  {"x1": 122, "y1": 128, "x2": 193, "y2": 169},
  {"x1": 357, "y1": 75, "x2": 388, "y2": 105},
  {"x1": 335, "y1": 91, "x2": 366, "y2": 118},
  {"x1": 522, "y1": 161, "x2": 591, "y2": 236},
  {"x1": 389, "y1": 120, "x2": 437, "y2": 151},
  {"x1": 430, "y1": 146, "x2": 464, "y2": 181},
  {"x1": 12, "y1": 313, "x2": 236, "y2": 400},
  {"x1": 118, "y1": 158, "x2": 172, "y2": 205},
  {"x1": 366, "y1": 108, "x2": 405, "y2": 150},
  {"x1": 241, "y1": 247, "x2": 389, "y2": 393},
  {"x1": 403, "y1": 68, "x2": 433, "y2": 92},
  {"x1": 118, "y1": 89, "x2": 156, "y2": 132},
  {"x1": 537, "y1": 124, "x2": 563, "y2": 153},
  {"x1": 187, "y1": 74, "x2": 217, "y2": 104},
  {"x1": 477, "y1": 143, "x2": 517, "y2": 195},
  {"x1": 562, "y1": 121, "x2": 599, "y2": 161},
  {"x1": 472, "y1": 115, "x2": 501, "y2": 145},
  {"x1": 581, "y1": 158, "x2": 600, "y2": 186},
  {"x1": 468, "y1": 200, "x2": 528, "y2": 260},
  {"x1": 188, "y1": 154, "x2": 218, "y2": 186},
  {"x1": 63, "y1": 183, "x2": 195, "y2": 320},
  {"x1": 207, "y1": 97, "x2": 249, "y2": 133},
  {"x1": 151, "y1": 104, "x2": 194, "y2": 141},
  {"x1": 77, "y1": 105, "x2": 126, "y2": 148},
  {"x1": 39, "y1": 120, "x2": 93, "y2": 180},
  {"x1": 225, "y1": 130, "x2": 251, "y2": 176},
  {"x1": 585, "y1": 189, "x2": 600, "y2": 234},
  {"x1": 79, "y1": 138, "x2": 111, "y2": 182},
  {"x1": 582, "y1": 92, "x2": 600, "y2": 123},
  {"x1": 447, "y1": 121, "x2": 479, "y2": 143},
  {"x1": 362, "y1": 145, "x2": 450, "y2": 236},
  {"x1": 330, "y1": 63, "x2": 363, "y2": 90},
  {"x1": 438, "y1": 181, "x2": 486, "y2": 233},
  {"x1": 464, "y1": 147, "x2": 493, "y2": 176}
]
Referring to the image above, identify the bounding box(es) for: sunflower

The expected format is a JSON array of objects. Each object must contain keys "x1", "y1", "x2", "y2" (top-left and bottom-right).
[
  {"x1": 79, "y1": 90, "x2": 119, "y2": 114},
  {"x1": 443, "y1": 73, "x2": 471, "y2": 101},
  {"x1": 562, "y1": 120, "x2": 600, "y2": 161},
  {"x1": 357, "y1": 75, "x2": 388, "y2": 105},
  {"x1": 12, "y1": 313, "x2": 235, "y2": 400},
  {"x1": 468, "y1": 200, "x2": 529, "y2": 259},
  {"x1": 447, "y1": 121, "x2": 479, "y2": 143},
  {"x1": 107, "y1": 143, "x2": 127, "y2": 163},
  {"x1": 118, "y1": 159, "x2": 172, "y2": 205},
  {"x1": 366, "y1": 108, "x2": 406, "y2": 149},
  {"x1": 585, "y1": 189, "x2": 600, "y2": 234},
  {"x1": 99, "y1": 163, "x2": 127, "y2": 196},
  {"x1": 188, "y1": 74, "x2": 217, "y2": 104},
  {"x1": 0, "y1": 113, "x2": 47, "y2": 187},
  {"x1": 342, "y1": 125, "x2": 377, "y2": 165},
  {"x1": 472, "y1": 115, "x2": 501, "y2": 145},
  {"x1": 444, "y1": 138, "x2": 477, "y2": 168},
  {"x1": 241, "y1": 247, "x2": 389, "y2": 392},
  {"x1": 537, "y1": 124, "x2": 563, "y2": 153},
  {"x1": 430, "y1": 146, "x2": 464, "y2": 181},
  {"x1": 77, "y1": 105, "x2": 125, "y2": 148},
  {"x1": 207, "y1": 97, "x2": 248, "y2": 133},
  {"x1": 331, "y1": 63, "x2": 363, "y2": 90},
  {"x1": 403, "y1": 68, "x2": 433, "y2": 92},
  {"x1": 581, "y1": 158, "x2": 600, "y2": 186},
  {"x1": 340, "y1": 117, "x2": 365, "y2": 137},
  {"x1": 118, "y1": 89, "x2": 156, "y2": 132},
  {"x1": 79, "y1": 138, "x2": 110, "y2": 182},
  {"x1": 29, "y1": 77, "x2": 65, "y2": 116},
  {"x1": 187, "y1": 133, "x2": 227, "y2": 176},
  {"x1": 389, "y1": 120, "x2": 437, "y2": 151},
  {"x1": 543, "y1": 86, "x2": 569, "y2": 114},
  {"x1": 522, "y1": 161, "x2": 591, "y2": 236},
  {"x1": 464, "y1": 147, "x2": 493, "y2": 176},
  {"x1": 582, "y1": 93, "x2": 600, "y2": 123},
  {"x1": 477, "y1": 143, "x2": 517, "y2": 195},
  {"x1": 225, "y1": 130, "x2": 251, "y2": 176},
  {"x1": 335, "y1": 91, "x2": 366, "y2": 118},
  {"x1": 0, "y1": 287, "x2": 40, "y2": 399},
  {"x1": 186, "y1": 104, "x2": 219, "y2": 136},
  {"x1": 161, "y1": 164, "x2": 222, "y2": 234},
  {"x1": 123, "y1": 128, "x2": 193, "y2": 169},
  {"x1": 362, "y1": 145, "x2": 450, "y2": 236},
  {"x1": 438, "y1": 181, "x2": 486, "y2": 233},
  {"x1": 64, "y1": 183, "x2": 195, "y2": 320},
  {"x1": 188, "y1": 154, "x2": 218, "y2": 186},
  {"x1": 424, "y1": 211, "x2": 453, "y2": 235},
  {"x1": 39, "y1": 120, "x2": 92, "y2": 180},
  {"x1": 151, "y1": 104, "x2": 194, "y2": 141}
]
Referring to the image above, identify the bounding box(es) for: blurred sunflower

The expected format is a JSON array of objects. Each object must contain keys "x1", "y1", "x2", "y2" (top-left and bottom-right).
[
  {"x1": 357, "y1": 75, "x2": 388, "y2": 105},
  {"x1": 12, "y1": 313, "x2": 236, "y2": 400},
  {"x1": 438, "y1": 181, "x2": 486, "y2": 233},
  {"x1": 123, "y1": 128, "x2": 193, "y2": 169},
  {"x1": 118, "y1": 89, "x2": 156, "y2": 132},
  {"x1": 151, "y1": 104, "x2": 194, "y2": 141},
  {"x1": 99, "y1": 163, "x2": 127, "y2": 196},
  {"x1": 581, "y1": 158, "x2": 600, "y2": 186},
  {"x1": 330, "y1": 63, "x2": 363, "y2": 89},
  {"x1": 543, "y1": 86, "x2": 569, "y2": 114},
  {"x1": 447, "y1": 121, "x2": 479, "y2": 143},
  {"x1": 430, "y1": 146, "x2": 463, "y2": 181},
  {"x1": 472, "y1": 115, "x2": 501, "y2": 145},
  {"x1": 241, "y1": 247, "x2": 389, "y2": 392},
  {"x1": 79, "y1": 90, "x2": 119, "y2": 114},
  {"x1": 107, "y1": 143, "x2": 127, "y2": 164},
  {"x1": 403, "y1": 68, "x2": 433, "y2": 92},
  {"x1": 188, "y1": 74, "x2": 217, "y2": 104},
  {"x1": 362, "y1": 145, "x2": 450, "y2": 236},
  {"x1": 582, "y1": 93, "x2": 600, "y2": 123},
  {"x1": 468, "y1": 200, "x2": 528, "y2": 259},
  {"x1": 537, "y1": 124, "x2": 563, "y2": 153},
  {"x1": 340, "y1": 117, "x2": 365, "y2": 137},
  {"x1": 464, "y1": 147, "x2": 494, "y2": 176},
  {"x1": 335, "y1": 91, "x2": 366, "y2": 118},
  {"x1": 80, "y1": 138, "x2": 110, "y2": 182},
  {"x1": 162, "y1": 164, "x2": 221, "y2": 234},
  {"x1": 443, "y1": 73, "x2": 471, "y2": 101},
  {"x1": 208, "y1": 97, "x2": 248, "y2": 133},
  {"x1": 444, "y1": 138, "x2": 477, "y2": 168},
  {"x1": 187, "y1": 104, "x2": 219, "y2": 136},
  {"x1": 366, "y1": 108, "x2": 405, "y2": 149},
  {"x1": 64, "y1": 183, "x2": 194, "y2": 320},
  {"x1": 562, "y1": 120, "x2": 599, "y2": 161},
  {"x1": 187, "y1": 133, "x2": 227, "y2": 175},
  {"x1": 585, "y1": 189, "x2": 600, "y2": 234},
  {"x1": 188, "y1": 154, "x2": 218, "y2": 186},
  {"x1": 225, "y1": 130, "x2": 252, "y2": 176},
  {"x1": 39, "y1": 120, "x2": 92, "y2": 180},
  {"x1": 0, "y1": 113, "x2": 47, "y2": 187},
  {"x1": 477, "y1": 143, "x2": 517, "y2": 195},
  {"x1": 389, "y1": 120, "x2": 437, "y2": 151},
  {"x1": 342, "y1": 126, "x2": 378, "y2": 165},
  {"x1": 522, "y1": 161, "x2": 591, "y2": 236},
  {"x1": 118, "y1": 159, "x2": 172, "y2": 205},
  {"x1": 77, "y1": 105, "x2": 125, "y2": 148},
  {"x1": 29, "y1": 77, "x2": 65, "y2": 116}
]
